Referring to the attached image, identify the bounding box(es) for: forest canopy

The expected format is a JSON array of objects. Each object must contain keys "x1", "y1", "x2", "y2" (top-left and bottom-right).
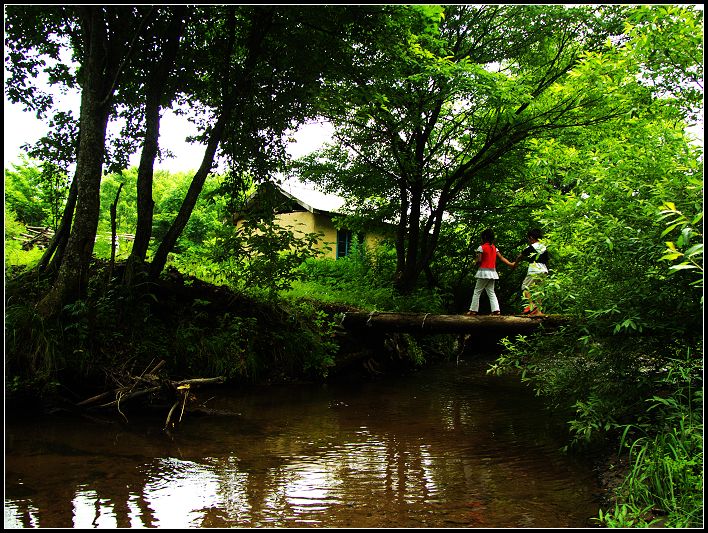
[
  {"x1": 4, "y1": 4, "x2": 702, "y2": 310},
  {"x1": 4, "y1": 4, "x2": 703, "y2": 528}
]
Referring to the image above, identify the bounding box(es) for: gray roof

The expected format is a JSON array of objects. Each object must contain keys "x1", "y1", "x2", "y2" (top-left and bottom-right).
[{"x1": 277, "y1": 179, "x2": 346, "y2": 215}]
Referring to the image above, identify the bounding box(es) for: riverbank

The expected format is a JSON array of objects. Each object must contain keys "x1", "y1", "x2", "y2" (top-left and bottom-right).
[
  {"x1": 5, "y1": 266, "x2": 456, "y2": 414},
  {"x1": 4, "y1": 267, "x2": 689, "y2": 528}
]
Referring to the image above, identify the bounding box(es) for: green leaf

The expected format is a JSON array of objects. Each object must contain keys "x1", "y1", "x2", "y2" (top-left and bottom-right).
[
  {"x1": 660, "y1": 223, "x2": 682, "y2": 237},
  {"x1": 669, "y1": 264, "x2": 698, "y2": 271},
  {"x1": 660, "y1": 252, "x2": 683, "y2": 261}
]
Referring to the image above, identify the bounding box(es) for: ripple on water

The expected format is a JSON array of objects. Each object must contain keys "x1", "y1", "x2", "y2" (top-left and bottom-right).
[{"x1": 4, "y1": 361, "x2": 600, "y2": 528}]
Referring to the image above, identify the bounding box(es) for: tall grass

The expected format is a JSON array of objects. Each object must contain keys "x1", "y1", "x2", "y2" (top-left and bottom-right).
[
  {"x1": 283, "y1": 251, "x2": 447, "y2": 313},
  {"x1": 598, "y1": 353, "x2": 703, "y2": 527}
]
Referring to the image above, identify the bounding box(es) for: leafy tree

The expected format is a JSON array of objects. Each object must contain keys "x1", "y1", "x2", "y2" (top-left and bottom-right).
[
  {"x1": 495, "y1": 114, "x2": 703, "y2": 527},
  {"x1": 622, "y1": 5, "x2": 703, "y2": 123},
  {"x1": 150, "y1": 170, "x2": 226, "y2": 255},
  {"x1": 659, "y1": 199, "x2": 703, "y2": 292},
  {"x1": 6, "y1": 6, "x2": 159, "y2": 316},
  {"x1": 7, "y1": 6, "x2": 190, "y2": 284},
  {"x1": 4, "y1": 158, "x2": 53, "y2": 227},
  {"x1": 122, "y1": 6, "x2": 189, "y2": 277},
  {"x1": 148, "y1": 6, "x2": 400, "y2": 279},
  {"x1": 98, "y1": 169, "x2": 138, "y2": 238},
  {"x1": 486, "y1": 6, "x2": 703, "y2": 524},
  {"x1": 294, "y1": 5, "x2": 635, "y2": 293},
  {"x1": 147, "y1": 5, "x2": 271, "y2": 279},
  {"x1": 5, "y1": 5, "x2": 418, "y2": 313}
]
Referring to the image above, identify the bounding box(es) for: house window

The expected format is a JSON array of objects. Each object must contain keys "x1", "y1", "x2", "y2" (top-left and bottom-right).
[
  {"x1": 336, "y1": 229, "x2": 363, "y2": 259},
  {"x1": 336, "y1": 230, "x2": 352, "y2": 259}
]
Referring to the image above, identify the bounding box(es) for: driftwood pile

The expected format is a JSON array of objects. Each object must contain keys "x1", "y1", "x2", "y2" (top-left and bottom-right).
[
  {"x1": 75, "y1": 359, "x2": 225, "y2": 431},
  {"x1": 14, "y1": 226, "x2": 138, "y2": 251},
  {"x1": 15, "y1": 226, "x2": 55, "y2": 250}
]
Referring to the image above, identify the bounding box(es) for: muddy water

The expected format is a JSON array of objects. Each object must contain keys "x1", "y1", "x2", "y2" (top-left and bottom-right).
[{"x1": 5, "y1": 358, "x2": 600, "y2": 528}]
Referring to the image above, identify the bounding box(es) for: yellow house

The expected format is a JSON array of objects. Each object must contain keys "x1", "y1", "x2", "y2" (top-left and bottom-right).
[{"x1": 234, "y1": 180, "x2": 386, "y2": 260}]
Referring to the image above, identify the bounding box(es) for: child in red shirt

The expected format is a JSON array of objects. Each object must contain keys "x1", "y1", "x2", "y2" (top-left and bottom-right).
[{"x1": 465, "y1": 229, "x2": 516, "y2": 316}]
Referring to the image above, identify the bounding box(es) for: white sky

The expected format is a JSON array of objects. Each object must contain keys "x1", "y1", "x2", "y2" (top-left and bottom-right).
[{"x1": 3, "y1": 91, "x2": 333, "y2": 174}]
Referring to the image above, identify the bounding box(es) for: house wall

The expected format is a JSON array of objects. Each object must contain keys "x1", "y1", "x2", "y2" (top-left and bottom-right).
[
  {"x1": 276, "y1": 211, "x2": 335, "y2": 259},
  {"x1": 236, "y1": 210, "x2": 386, "y2": 260},
  {"x1": 278, "y1": 211, "x2": 385, "y2": 260}
]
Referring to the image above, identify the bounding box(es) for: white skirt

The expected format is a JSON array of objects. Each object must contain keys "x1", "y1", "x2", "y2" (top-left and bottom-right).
[{"x1": 475, "y1": 268, "x2": 499, "y2": 280}]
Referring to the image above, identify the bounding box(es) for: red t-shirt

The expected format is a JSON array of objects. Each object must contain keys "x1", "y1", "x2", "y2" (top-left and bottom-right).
[{"x1": 479, "y1": 242, "x2": 497, "y2": 269}]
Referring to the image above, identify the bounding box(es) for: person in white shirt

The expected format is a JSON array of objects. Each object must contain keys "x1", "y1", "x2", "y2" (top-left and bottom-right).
[{"x1": 513, "y1": 228, "x2": 549, "y2": 316}]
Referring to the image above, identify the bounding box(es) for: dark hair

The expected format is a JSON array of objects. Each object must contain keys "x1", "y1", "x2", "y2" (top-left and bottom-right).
[
  {"x1": 527, "y1": 228, "x2": 543, "y2": 240},
  {"x1": 481, "y1": 228, "x2": 495, "y2": 243}
]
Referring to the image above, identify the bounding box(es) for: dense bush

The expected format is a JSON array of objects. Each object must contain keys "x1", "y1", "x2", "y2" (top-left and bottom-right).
[{"x1": 488, "y1": 118, "x2": 703, "y2": 526}]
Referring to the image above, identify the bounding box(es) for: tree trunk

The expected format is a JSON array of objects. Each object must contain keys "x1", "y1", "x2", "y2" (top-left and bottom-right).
[
  {"x1": 148, "y1": 108, "x2": 232, "y2": 279},
  {"x1": 36, "y1": 6, "x2": 153, "y2": 316},
  {"x1": 36, "y1": 8, "x2": 113, "y2": 318},
  {"x1": 125, "y1": 8, "x2": 187, "y2": 286},
  {"x1": 148, "y1": 8, "x2": 273, "y2": 280},
  {"x1": 37, "y1": 176, "x2": 78, "y2": 274},
  {"x1": 131, "y1": 7, "x2": 186, "y2": 264}
]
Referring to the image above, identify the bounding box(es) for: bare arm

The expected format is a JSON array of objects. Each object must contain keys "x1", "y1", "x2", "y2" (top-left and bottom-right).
[{"x1": 497, "y1": 250, "x2": 516, "y2": 268}]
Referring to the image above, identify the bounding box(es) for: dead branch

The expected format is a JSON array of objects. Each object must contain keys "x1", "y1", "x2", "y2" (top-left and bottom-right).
[{"x1": 76, "y1": 360, "x2": 226, "y2": 430}]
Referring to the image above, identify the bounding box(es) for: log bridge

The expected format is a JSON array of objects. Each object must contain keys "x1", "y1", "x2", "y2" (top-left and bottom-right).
[{"x1": 338, "y1": 311, "x2": 567, "y2": 335}]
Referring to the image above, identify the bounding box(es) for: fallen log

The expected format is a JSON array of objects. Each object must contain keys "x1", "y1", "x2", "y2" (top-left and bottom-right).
[
  {"x1": 337, "y1": 311, "x2": 568, "y2": 334},
  {"x1": 76, "y1": 390, "x2": 114, "y2": 407}
]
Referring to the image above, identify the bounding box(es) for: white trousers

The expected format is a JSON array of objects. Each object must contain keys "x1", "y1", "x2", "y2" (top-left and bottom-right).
[{"x1": 470, "y1": 278, "x2": 500, "y2": 313}]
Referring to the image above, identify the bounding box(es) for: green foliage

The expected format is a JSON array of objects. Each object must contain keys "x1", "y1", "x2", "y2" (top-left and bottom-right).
[
  {"x1": 204, "y1": 214, "x2": 326, "y2": 299},
  {"x1": 174, "y1": 313, "x2": 261, "y2": 380},
  {"x1": 294, "y1": 4, "x2": 635, "y2": 291},
  {"x1": 5, "y1": 260, "x2": 341, "y2": 388},
  {"x1": 532, "y1": 114, "x2": 702, "y2": 335},
  {"x1": 4, "y1": 209, "x2": 44, "y2": 269},
  {"x1": 167, "y1": 297, "x2": 339, "y2": 382},
  {"x1": 166, "y1": 179, "x2": 334, "y2": 298},
  {"x1": 150, "y1": 170, "x2": 227, "y2": 254},
  {"x1": 489, "y1": 331, "x2": 656, "y2": 447},
  {"x1": 98, "y1": 169, "x2": 138, "y2": 236},
  {"x1": 623, "y1": 5, "x2": 703, "y2": 122},
  {"x1": 283, "y1": 300, "x2": 339, "y2": 378},
  {"x1": 486, "y1": 13, "x2": 703, "y2": 520},
  {"x1": 489, "y1": 101, "x2": 702, "y2": 525},
  {"x1": 5, "y1": 303, "x2": 62, "y2": 382},
  {"x1": 4, "y1": 157, "x2": 69, "y2": 228},
  {"x1": 596, "y1": 502, "x2": 659, "y2": 528},
  {"x1": 598, "y1": 352, "x2": 703, "y2": 528},
  {"x1": 237, "y1": 217, "x2": 325, "y2": 298},
  {"x1": 85, "y1": 168, "x2": 229, "y2": 262},
  {"x1": 286, "y1": 244, "x2": 446, "y2": 313},
  {"x1": 658, "y1": 199, "x2": 703, "y2": 291}
]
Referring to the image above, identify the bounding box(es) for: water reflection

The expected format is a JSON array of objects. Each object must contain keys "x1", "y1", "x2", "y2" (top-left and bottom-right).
[{"x1": 5, "y1": 359, "x2": 600, "y2": 528}]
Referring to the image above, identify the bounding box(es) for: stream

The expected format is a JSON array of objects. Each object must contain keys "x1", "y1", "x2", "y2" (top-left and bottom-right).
[{"x1": 5, "y1": 356, "x2": 601, "y2": 528}]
